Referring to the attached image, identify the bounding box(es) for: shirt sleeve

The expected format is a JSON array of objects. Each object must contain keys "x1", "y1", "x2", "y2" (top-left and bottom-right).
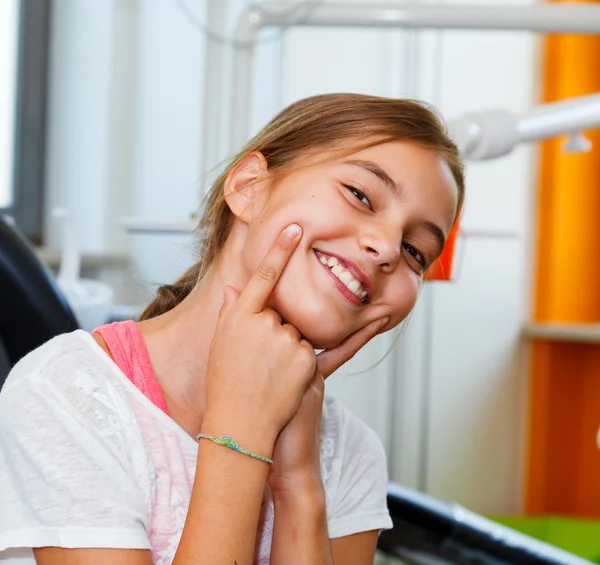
[
  {"x1": 326, "y1": 405, "x2": 393, "y2": 539},
  {"x1": 0, "y1": 368, "x2": 151, "y2": 554}
]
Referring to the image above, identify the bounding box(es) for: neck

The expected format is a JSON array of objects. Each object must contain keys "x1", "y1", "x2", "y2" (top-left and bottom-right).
[{"x1": 137, "y1": 227, "x2": 250, "y2": 436}]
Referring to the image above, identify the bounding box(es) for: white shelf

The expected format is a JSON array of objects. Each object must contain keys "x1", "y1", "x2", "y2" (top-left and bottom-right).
[
  {"x1": 119, "y1": 218, "x2": 197, "y2": 234},
  {"x1": 523, "y1": 322, "x2": 600, "y2": 344}
]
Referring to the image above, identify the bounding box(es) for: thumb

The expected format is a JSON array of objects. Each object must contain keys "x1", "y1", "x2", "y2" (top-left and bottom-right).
[
  {"x1": 317, "y1": 317, "x2": 389, "y2": 378},
  {"x1": 310, "y1": 370, "x2": 325, "y2": 397},
  {"x1": 216, "y1": 285, "x2": 240, "y2": 330}
]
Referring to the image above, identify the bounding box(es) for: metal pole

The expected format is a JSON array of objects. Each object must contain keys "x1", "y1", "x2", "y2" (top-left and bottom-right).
[
  {"x1": 517, "y1": 93, "x2": 600, "y2": 143},
  {"x1": 232, "y1": 2, "x2": 600, "y2": 149},
  {"x1": 243, "y1": 2, "x2": 600, "y2": 33}
]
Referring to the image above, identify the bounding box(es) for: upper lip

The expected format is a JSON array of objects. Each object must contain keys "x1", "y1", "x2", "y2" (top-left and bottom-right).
[{"x1": 314, "y1": 249, "x2": 374, "y2": 303}]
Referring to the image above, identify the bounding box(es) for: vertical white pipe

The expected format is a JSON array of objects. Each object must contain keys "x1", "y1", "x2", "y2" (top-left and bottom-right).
[
  {"x1": 231, "y1": 7, "x2": 263, "y2": 151},
  {"x1": 201, "y1": 0, "x2": 233, "y2": 184},
  {"x1": 0, "y1": 0, "x2": 19, "y2": 208}
]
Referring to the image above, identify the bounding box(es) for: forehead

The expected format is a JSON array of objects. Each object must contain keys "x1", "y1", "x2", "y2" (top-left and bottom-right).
[{"x1": 339, "y1": 141, "x2": 455, "y2": 187}]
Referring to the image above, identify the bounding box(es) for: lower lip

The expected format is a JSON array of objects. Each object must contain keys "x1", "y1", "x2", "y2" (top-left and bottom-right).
[{"x1": 315, "y1": 252, "x2": 362, "y2": 306}]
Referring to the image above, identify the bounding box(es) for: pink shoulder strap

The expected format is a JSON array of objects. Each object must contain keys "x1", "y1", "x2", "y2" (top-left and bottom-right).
[{"x1": 93, "y1": 320, "x2": 170, "y2": 416}]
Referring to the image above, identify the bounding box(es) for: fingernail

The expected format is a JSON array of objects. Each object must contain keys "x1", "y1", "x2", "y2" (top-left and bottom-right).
[
  {"x1": 379, "y1": 317, "x2": 390, "y2": 330},
  {"x1": 222, "y1": 285, "x2": 231, "y2": 302},
  {"x1": 284, "y1": 223, "x2": 302, "y2": 239}
]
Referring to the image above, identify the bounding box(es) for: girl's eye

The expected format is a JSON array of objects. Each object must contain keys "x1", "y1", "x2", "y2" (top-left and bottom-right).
[
  {"x1": 403, "y1": 242, "x2": 428, "y2": 270},
  {"x1": 344, "y1": 184, "x2": 372, "y2": 209}
]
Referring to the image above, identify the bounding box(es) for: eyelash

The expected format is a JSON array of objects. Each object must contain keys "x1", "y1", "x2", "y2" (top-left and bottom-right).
[
  {"x1": 343, "y1": 183, "x2": 429, "y2": 270},
  {"x1": 403, "y1": 243, "x2": 428, "y2": 269},
  {"x1": 343, "y1": 184, "x2": 372, "y2": 209}
]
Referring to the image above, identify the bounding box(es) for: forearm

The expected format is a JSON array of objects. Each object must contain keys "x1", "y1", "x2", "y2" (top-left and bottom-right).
[
  {"x1": 173, "y1": 416, "x2": 274, "y2": 565},
  {"x1": 270, "y1": 486, "x2": 334, "y2": 565}
]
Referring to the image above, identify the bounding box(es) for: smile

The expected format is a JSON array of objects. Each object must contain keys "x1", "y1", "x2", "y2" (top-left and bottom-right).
[{"x1": 314, "y1": 250, "x2": 370, "y2": 305}]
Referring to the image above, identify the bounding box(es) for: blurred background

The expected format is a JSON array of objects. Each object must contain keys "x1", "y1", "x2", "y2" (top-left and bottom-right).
[{"x1": 2, "y1": 0, "x2": 600, "y2": 562}]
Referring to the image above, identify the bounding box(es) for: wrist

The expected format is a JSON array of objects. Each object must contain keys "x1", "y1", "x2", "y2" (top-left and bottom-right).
[
  {"x1": 201, "y1": 411, "x2": 278, "y2": 461},
  {"x1": 271, "y1": 473, "x2": 326, "y2": 506}
]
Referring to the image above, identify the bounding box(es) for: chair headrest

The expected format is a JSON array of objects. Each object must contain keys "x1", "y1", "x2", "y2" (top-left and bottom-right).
[{"x1": 0, "y1": 215, "x2": 78, "y2": 373}]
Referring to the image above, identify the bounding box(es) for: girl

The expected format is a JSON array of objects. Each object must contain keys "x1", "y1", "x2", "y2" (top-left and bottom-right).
[{"x1": 0, "y1": 93, "x2": 464, "y2": 565}]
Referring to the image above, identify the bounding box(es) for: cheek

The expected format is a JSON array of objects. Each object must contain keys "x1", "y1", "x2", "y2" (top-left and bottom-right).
[
  {"x1": 387, "y1": 274, "x2": 422, "y2": 328},
  {"x1": 243, "y1": 196, "x2": 343, "y2": 272}
]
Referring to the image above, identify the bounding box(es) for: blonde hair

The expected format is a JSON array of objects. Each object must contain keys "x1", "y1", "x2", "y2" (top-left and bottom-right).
[{"x1": 139, "y1": 93, "x2": 465, "y2": 321}]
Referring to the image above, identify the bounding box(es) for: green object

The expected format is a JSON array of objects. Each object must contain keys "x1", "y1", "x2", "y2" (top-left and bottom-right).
[
  {"x1": 196, "y1": 433, "x2": 273, "y2": 465},
  {"x1": 490, "y1": 515, "x2": 600, "y2": 564}
]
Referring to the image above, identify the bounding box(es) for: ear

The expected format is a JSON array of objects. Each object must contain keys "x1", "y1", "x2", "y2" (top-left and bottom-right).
[{"x1": 223, "y1": 152, "x2": 268, "y2": 225}]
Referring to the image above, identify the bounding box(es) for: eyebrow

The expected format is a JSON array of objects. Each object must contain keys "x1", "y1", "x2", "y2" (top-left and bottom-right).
[
  {"x1": 344, "y1": 159, "x2": 447, "y2": 257},
  {"x1": 344, "y1": 159, "x2": 401, "y2": 196},
  {"x1": 424, "y1": 221, "x2": 447, "y2": 259}
]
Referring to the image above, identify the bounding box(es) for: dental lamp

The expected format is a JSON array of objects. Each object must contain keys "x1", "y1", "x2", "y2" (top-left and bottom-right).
[{"x1": 449, "y1": 93, "x2": 600, "y2": 160}]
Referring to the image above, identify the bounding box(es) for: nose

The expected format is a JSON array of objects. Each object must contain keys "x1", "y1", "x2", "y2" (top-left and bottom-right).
[{"x1": 359, "y1": 229, "x2": 401, "y2": 272}]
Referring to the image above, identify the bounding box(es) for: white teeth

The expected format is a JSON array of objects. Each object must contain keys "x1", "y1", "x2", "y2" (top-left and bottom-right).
[
  {"x1": 339, "y1": 271, "x2": 353, "y2": 285},
  {"x1": 347, "y1": 280, "x2": 360, "y2": 293},
  {"x1": 318, "y1": 252, "x2": 368, "y2": 302}
]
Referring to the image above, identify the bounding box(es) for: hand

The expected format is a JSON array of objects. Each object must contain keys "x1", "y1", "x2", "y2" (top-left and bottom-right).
[
  {"x1": 203, "y1": 224, "x2": 317, "y2": 453},
  {"x1": 268, "y1": 317, "x2": 389, "y2": 498}
]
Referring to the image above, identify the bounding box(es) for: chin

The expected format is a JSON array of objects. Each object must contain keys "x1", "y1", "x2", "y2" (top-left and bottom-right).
[
  {"x1": 297, "y1": 323, "x2": 347, "y2": 351},
  {"x1": 269, "y1": 295, "x2": 347, "y2": 351}
]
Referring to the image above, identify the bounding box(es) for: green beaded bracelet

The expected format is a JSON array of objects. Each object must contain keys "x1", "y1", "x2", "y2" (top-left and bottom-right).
[{"x1": 196, "y1": 433, "x2": 273, "y2": 465}]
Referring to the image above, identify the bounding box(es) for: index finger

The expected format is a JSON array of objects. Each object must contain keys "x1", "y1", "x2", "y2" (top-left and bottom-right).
[{"x1": 239, "y1": 223, "x2": 303, "y2": 313}]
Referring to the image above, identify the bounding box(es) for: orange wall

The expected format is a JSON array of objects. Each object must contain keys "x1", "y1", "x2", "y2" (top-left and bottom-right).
[{"x1": 526, "y1": 0, "x2": 600, "y2": 516}]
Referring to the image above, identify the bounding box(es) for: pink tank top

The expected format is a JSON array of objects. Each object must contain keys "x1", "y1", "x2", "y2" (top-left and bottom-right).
[{"x1": 93, "y1": 320, "x2": 170, "y2": 416}]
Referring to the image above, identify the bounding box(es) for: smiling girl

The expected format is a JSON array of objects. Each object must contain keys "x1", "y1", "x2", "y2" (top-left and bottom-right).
[{"x1": 0, "y1": 93, "x2": 464, "y2": 565}]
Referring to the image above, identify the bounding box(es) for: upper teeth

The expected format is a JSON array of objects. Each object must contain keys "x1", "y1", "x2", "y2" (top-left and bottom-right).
[{"x1": 318, "y1": 254, "x2": 368, "y2": 301}]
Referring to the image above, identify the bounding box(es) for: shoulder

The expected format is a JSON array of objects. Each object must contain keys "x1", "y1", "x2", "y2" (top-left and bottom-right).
[
  {"x1": 2, "y1": 329, "x2": 131, "y2": 400},
  {"x1": 0, "y1": 332, "x2": 153, "y2": 552},
  {"x1": 0, "y1": 330, "x2": 140, "y2": 460},
  {"x1": 3, "y1": 330, "x2": 112, "y2": 392}
]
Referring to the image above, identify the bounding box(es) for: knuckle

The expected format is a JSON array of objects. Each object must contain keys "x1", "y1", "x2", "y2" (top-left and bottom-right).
[
  {"x1": 282, "y1": 323, "x2": 300, "y2": 339},
  {"x1": 257, "y1": 264, "x2": 278, "y2": 284},
  {"x1": 265, "y1": 310, "x2": 282, "y2": 328},
  {"x1": 299, "y1": 341, "x2": 316, "y2": 364},
  {"x1": 259, "y1": 307, "x2": 276, "y2": 323}
]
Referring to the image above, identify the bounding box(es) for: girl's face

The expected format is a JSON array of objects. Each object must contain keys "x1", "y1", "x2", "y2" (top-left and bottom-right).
[{"x1": 231, "y1": 141, "x2": 459, "y2": 350}]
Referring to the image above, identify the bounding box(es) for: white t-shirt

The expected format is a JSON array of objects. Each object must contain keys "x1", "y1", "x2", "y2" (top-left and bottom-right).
[{"x1": 0, "y1": 331, "x2": 392, "y2": 564}]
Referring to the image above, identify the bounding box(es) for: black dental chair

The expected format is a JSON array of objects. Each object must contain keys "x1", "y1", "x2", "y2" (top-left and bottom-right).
[
  {"x1": 378, "y1": 483, "x2": 595, "y2": 565},
  {"x1": 0, "y1": 214, "x2": 78, "y2": 388},
  {"x1": 0, "y1": 215, "x2": 594, "y2": 565}
]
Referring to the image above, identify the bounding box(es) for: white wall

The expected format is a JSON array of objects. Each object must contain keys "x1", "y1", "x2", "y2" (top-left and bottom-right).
[
  {"x1": 419, "y1": 14, "x2": 537, "y2": 514},
  {"x1": 44, "y1": 0, "x2": 208, "y2": 286},
  {"x1": 127, "y1": 0, "x2": 208, "y2": 287},
  {"x1": 44, "y1": 0, "x2": 118, "y2": 252},
  {"x1": 44, "y1": 0, "x2": 538, "y2": 517},
  {"x1": 0, "y1": 0, "x2": 19, "y2": 208}
]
